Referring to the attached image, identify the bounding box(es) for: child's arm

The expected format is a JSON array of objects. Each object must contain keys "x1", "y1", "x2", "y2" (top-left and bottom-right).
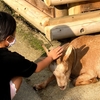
[{"x1": 35, "y1": 46, "x2": 63, "y2": 72}]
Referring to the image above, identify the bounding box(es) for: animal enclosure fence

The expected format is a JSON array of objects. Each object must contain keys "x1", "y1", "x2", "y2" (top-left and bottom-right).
[{"x1": 3, "y1": 0, "x2": 100, "y2": 41}]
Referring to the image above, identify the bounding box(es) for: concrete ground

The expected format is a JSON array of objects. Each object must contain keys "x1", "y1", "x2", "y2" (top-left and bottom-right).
[{"x1": 13, "y1": 79, "x2": 42, "y2": 100}]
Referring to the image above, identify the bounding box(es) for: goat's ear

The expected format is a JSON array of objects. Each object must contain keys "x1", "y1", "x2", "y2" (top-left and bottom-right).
[
  {"x1": 63, "y1": 45, "x2": 73, "y2": 61},
  {"x1": 56, "y1": 57, "x2": 61, "y2": 64}
]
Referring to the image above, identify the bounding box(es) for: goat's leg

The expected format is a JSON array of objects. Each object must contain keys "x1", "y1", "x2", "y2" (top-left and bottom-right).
[
  {"x1": 33, "y1": 74, "x2": 55, "y2": 90},
  {"x1": 73, "y1": 74, "x2": 98, "y2": 86}
]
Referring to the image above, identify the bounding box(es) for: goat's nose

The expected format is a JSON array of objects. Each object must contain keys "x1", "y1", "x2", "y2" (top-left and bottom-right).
[{"x1": 59, "y1": 86, "x2": 65, "y2": 90}]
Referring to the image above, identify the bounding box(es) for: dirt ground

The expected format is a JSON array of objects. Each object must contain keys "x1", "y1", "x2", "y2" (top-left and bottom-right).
[{"x1": 1, "y1": 1, "x2": 100, "y2": 100}]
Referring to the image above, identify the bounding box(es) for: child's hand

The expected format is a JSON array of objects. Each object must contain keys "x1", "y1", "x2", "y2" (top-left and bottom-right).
[{"x1": 47, "y1": 46, "x2": 63, "y2": 60}]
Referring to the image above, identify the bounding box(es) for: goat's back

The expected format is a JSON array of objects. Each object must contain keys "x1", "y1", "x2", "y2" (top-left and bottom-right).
[{"x1": 70, "y1": 35, "x2": 100, "y2": 78}]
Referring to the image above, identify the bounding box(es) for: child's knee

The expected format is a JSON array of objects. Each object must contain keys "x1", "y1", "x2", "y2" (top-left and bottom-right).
[
  {"x1": 10, "y1": 77, "x2": 23, "y2": 99},
  {"x1": 10, "y1": 81, "x2": 17, "y2": 100}
]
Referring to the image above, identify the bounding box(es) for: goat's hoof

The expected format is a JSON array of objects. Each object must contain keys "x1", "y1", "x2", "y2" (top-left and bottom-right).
[
  {"x1": 33, "y1": 86, "x2": 39, "y2": 91},
  {"x1": 33, "y1": 84, "x2": 45, "y2": 91}
]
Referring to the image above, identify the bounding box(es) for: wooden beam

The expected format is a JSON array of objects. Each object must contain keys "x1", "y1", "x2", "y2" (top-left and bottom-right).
[
  {"x1": 3, "y1": 0, "x2": 52, "y2": 33},
  {"x1": 25, "y1": 0, "x2": 55, "y2": 18},
  {"x1": 45, "y1": 14, "x2": 100, "y2": 41},
  {"x1": 68, "y1": 1, "x2": 100, "y2": 15},
  {"x1": 49, "y1": 10, "x2": 100, "y2": 25},
  {"x1": 81, "y1": 1, "x2": 100, "y2": 12},
  {"x1": 44, "y1": 0, "x2": 96, "y2": 6}
]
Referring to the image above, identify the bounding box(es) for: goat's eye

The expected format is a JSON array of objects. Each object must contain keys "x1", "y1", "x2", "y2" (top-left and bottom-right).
[{"x1": 64, "y1": 70, "x2": 68, "y2": 74}]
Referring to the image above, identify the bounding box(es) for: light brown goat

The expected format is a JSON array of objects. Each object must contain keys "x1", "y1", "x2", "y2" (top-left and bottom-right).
[{"x1": 34, "y1": 35, "x2": 100, "y2": 90}]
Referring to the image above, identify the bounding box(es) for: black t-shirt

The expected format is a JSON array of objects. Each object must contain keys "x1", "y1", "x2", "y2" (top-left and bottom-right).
[{"x1": 0, "y1": 48, "x2": 37, "y2": 100}]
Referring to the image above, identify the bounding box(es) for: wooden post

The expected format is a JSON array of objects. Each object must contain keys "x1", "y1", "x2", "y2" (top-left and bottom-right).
[
  {"x1": 45, "y1": 16, "x2": 100, "y2": 41},
  {"x1": 44, "y1": 0, "x2": 96, "y2": 6},
  {"x1": 68, "y1": 3, "x2": 82, "y2": 15},
  {"x1": 3, "y1": 0, "x2": 52, "y2": 33}
]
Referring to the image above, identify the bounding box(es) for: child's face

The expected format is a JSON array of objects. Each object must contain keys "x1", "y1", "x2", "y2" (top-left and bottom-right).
[{"x1": 6, "y1": 32, "x2": 16, "y2": 48}]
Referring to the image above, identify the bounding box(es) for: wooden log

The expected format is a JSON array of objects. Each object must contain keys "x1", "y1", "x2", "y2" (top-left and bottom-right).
[
  {"x1": 45, "y1": 15, "x2": 100, "y2": 41},
  {"x1": 44, "y1": 0, "x2": 96, "y2": 6},
  {"x1": 49, "y1": 10, "x2": 100, "y2": 25},
  {"x1": 81, "y1": 1, "x2": 100, "y2": 12},
  {"x1": 68, "y1": 0, "x2": 100, "y2": 15},
  {"x1": 54, "y1": 5, "x2": 68, "y2": 18},
  {"x1": 3, "y1": 0, "x2": 52, "y2": 33},
  {"x1": 26, "y1": 0, "x2": 55, "y2": 18}
]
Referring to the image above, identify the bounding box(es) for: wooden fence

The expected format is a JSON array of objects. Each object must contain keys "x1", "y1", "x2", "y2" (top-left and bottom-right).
[{"x1": 3, "y1": 0, "x2": 100, "y2": 41}]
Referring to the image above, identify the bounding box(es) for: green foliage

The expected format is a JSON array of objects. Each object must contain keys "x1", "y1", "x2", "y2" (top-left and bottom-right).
[
  {"x1": 24, "y1": 32, "x2": 44, "y2": 50},
  {"x1": 16, "y1": 27, "x2": 44, "y2": 51}
]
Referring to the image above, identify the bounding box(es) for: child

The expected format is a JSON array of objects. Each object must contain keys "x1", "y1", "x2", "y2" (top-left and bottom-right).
[{"x1": 0, "y1": 11, "x2": 63, "y2": 100}]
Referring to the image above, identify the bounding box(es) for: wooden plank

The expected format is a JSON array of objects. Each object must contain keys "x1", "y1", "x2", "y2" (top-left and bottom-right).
[
  {"x1": 3, "y1": 0, "x2": 52, "y2": 33},
  {"x1": 44, "y1": 0, "x2": 96, "y2": 6},
  {"x1": 25, "y1": 0, "x2": 55, "y2": 18},
  {"x1": 45, "y1": 11, "x2": 100, "y2": 41}
]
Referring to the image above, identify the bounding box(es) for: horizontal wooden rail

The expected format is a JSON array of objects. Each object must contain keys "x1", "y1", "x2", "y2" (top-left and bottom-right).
[
  {"x1": 45, "y1": 10, "x2": 100, "y2": 41},
  {"x1": 49, "y1": 10, "x2": 100, "y2": 25},
  {"x1": 44, "y1": 0, "x2": 96, "y2": 6},
  {"x1": 26, "y1": 0, "x2": 54, "y2": 18}
]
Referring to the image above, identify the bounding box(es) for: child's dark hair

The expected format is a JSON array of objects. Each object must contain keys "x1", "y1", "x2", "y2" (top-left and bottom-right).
[{"x1": 0, "y1": 11, "x2": 16, "y2": 41}]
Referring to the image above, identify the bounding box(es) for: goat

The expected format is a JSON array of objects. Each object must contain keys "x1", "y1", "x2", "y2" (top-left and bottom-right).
[{"x1": 34, "y1": 35, "x2": 100, "y2": 90}]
